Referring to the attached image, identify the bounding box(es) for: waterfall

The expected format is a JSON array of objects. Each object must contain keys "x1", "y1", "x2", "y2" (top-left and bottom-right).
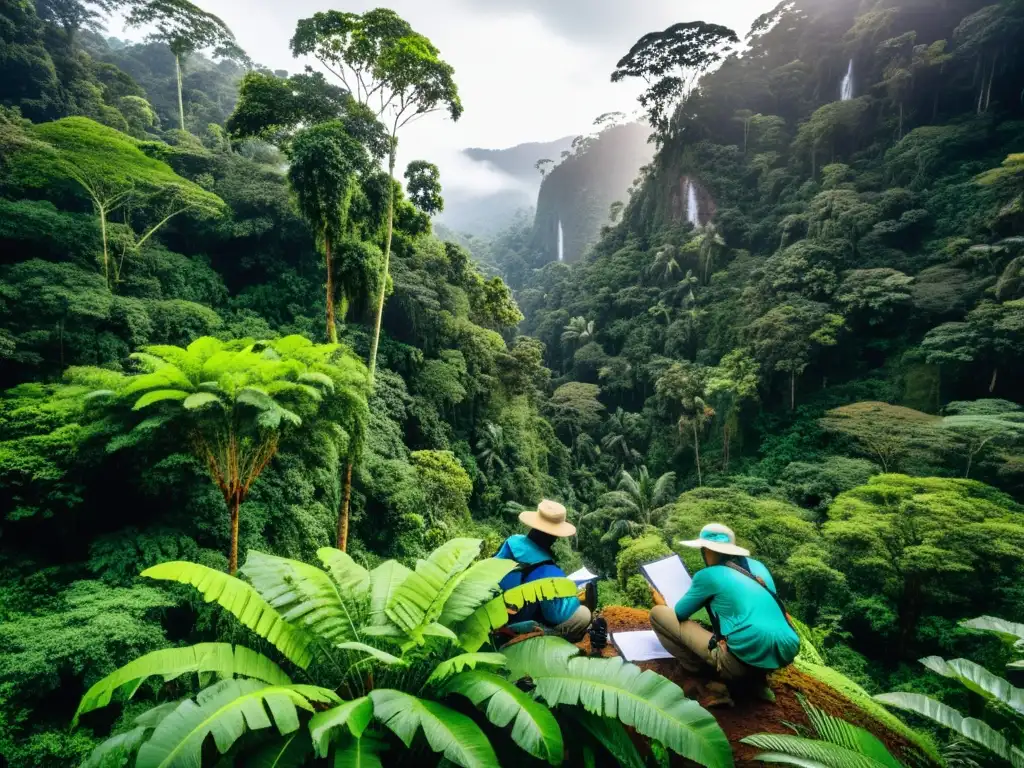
[
  {"x1": 686, "y1": 181, "x2": 700, "y2": 227},
  {"x1": 557, "y1": 219, "x2": 564, "y2": 262},
  {"x1": 840, "y1": 58, "x2": 854, "y2": 101}
]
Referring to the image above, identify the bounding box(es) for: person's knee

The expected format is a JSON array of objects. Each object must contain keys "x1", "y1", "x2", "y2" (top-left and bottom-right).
[
  {"x1": 649, "y1": 604, "x2": 676, "y2": 632},
  {"x1": 559, "y1": 605, "x2": 591, "y2": 641}
]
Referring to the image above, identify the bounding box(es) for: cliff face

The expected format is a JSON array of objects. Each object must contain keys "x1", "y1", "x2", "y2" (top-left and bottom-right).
[{"x1": 532, "y1": 122, "x2": 653, "y2": 264}]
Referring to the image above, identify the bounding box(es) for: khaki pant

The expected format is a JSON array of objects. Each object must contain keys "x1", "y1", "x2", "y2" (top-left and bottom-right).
[
  {"x1": 649, "y1": 605, "x2": 749, "y2": 681},
  {"x1": 555, "y1": 605, "x2": 592, "y2": 642}
]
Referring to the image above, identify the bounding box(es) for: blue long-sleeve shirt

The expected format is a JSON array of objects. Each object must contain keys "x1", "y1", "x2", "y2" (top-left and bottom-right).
[
  {"x1": 674, "y1": 557, "x2": 799, "y2": 669},
  {"x1": 495, "y1": 535, "x2": 580, "y2": 626}
]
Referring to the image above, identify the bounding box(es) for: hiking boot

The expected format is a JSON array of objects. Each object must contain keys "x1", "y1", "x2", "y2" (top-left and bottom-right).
[{"x1": 700, "y1": 682, "x2": 735, "y2": 709}]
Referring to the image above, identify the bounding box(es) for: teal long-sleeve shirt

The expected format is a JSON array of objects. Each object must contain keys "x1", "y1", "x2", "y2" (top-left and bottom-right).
[{"x1": 673, "y1": 557, "x2": 800, "y2": 670}]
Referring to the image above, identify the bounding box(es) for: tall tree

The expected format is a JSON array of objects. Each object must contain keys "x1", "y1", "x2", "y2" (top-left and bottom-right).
[
  {"x1": 291, "y1": 8, "x2": 462, "y2": 383},
  {"x1": 611, "y1": 21, "x2": 738, "y2": 142},
  {"x1": 90, "y1": 336, "x2": 365, "y2": 573},
  {"x1": 656, "y1": 361, "x2": 715, "y2": 485},
  {"x1": 125, "y1": 0, "x2": 248, "y2": 132},
  {"x1": 707, "y1": 349, "x2": 760, "y2": 472},
  {"x1": 589, "y1": 466, "x2": 676, "y2": 542},
  {"x1": 404, "y1": 160, "x2": 443, "y2": 215}
]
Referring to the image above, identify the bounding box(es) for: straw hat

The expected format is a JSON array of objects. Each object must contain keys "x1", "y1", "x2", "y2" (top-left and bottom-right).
[
  {"x1": 519, "y1": 499, "x2": 576, "y2": 538},
  {"x1": 679, "y1": 523, "x2": 750, "y2": 557}
]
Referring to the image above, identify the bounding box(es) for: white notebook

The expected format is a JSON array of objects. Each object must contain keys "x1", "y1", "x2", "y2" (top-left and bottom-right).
[
  {"x1": 612, "y1": 630, "x2": 674, "y2": 661},
  {"x1": 567, "y1": 566, "x2": 599, "y2": 585},
  {"x1": 640, "y1": 554, "x2": 692, "y2": 609}
]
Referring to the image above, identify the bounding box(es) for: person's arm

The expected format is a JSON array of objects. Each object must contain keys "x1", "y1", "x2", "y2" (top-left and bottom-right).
[{"x1": 673, "y1": 570, "x2": 715, "y2": 622}]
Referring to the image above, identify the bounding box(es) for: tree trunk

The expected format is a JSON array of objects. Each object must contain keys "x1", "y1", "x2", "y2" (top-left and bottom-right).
[
  {"x1": 228, "y1": 493, "x2": 241, "y2": 574},
  {"x1": 790, "y1": 372, "x2": 796, "y2": 411},
  {"x1": 984, "y1": 55, "x2": 997, "y2": 113},
  {"x1": 692, "y1": 422, "x2": 702, "y2": 487},
  {"x1": 175, "y1": 54, "x2": 185, "y2": 132},
  {"x1": 367, "y1": 147, "x2": 397, "y2": 383},
  {"x1": 722, "y1": 423, "x2": 730, "y2": 473},
  {"x1": 898, "y1": 102, "x2": 904, "y2": 140},
  {"x1": 338, "y1": 460, "x2": 353, "y2": 551},
  {"x1": 324, "y1": 234, "x2": 337, "y2": 343},
  {"x1": 990, "y1": 366, "x2": 998, "y2": 393},
  {"x1": 99, "y1": 203, "x2": 110, "y2": 287}
]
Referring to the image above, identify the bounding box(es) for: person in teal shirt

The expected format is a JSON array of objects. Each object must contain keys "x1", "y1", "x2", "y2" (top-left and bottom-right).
[{"x1": 649, "y1": 523, "x2": 799, "y2": 685}]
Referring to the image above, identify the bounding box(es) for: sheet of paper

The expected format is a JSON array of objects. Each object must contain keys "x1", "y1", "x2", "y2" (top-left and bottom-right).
[
  {"x1": 568, "y1": 567, "x2": 599, "y2": 584},
  {"x1": 612, "y1": 630, "x2": 675, "y2": 661},
  {"x1": 640, "y1": 554, "x2": 692, "y2": 609}
]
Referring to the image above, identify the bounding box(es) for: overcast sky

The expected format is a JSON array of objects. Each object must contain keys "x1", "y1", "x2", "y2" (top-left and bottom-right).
[{"x1": 113, "y1": 0, "x2": 770, "y2": 191}]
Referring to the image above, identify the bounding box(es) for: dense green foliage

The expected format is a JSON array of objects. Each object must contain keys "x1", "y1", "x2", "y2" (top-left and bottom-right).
[{"x1": 2, "y1": 0, "x2": 1024, "y2": 764}]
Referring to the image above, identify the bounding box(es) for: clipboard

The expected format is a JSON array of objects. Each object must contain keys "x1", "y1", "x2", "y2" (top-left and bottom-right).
[
  {"x1": 567, "y1": 567, "x2": 600, "y2": 586},
  {"x1": 639, "y1": 554, "x2": 692, "y2": 610}
]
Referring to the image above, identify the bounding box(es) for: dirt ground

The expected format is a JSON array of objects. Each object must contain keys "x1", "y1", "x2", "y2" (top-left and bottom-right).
[{"x1": 567, "y1": 606, "x2": 930, "y2": 767}]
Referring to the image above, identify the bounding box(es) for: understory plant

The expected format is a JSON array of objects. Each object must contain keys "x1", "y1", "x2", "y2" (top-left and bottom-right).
[
  {"x1": 75, "y1": 538, "x2": 733, "y2": 767},
  {"x1": 876, "y1": 616, "x2": 1024, "y2": 768}
]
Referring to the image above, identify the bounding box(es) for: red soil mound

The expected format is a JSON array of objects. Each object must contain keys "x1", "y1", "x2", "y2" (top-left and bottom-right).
[{"x1": 568, "y1": 607, "x2": 929, "y2": 766}]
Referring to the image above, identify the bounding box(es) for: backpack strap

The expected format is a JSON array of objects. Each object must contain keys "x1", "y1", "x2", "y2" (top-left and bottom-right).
[{"x1": 723, "y1": 560, "x2": 796, "y2": 631}]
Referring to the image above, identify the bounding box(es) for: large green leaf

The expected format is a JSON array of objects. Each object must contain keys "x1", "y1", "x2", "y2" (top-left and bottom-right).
[
  {"x1": 875, "y1": 692, "x2": 1024, "y2": 768},
  {"x1": 367, "y1": 560, "x2": 412, "y2": 627},
  {"x1": 437, "y1": 559, "x2": 517, "y2": 626},
  {"x1": 309, "y1": 696, "x2": 373, "y2": 757},
  {"x1": 136, "y1": 679, "x2": 339, "y2": 768},
  {"x1": 426, "y1": 652, "x2": 506, "y2": 685},
  {"x1": 242, "y1": 550, "x2": 366, "y2": 646},
  {"x1": 385, "y1": 539, "x2": 482, "y2": 642},
  {"x1": 369, "y1": 688, "x2": 497, "y2": 768},
  {"x1": 335, "y1": 641, "x2": 407, "y2": 666},
  {"x1": 456, "y1": 578, "x2": 580, "y2": 652},
  {"x1": 75, "y1": 643, "x2": 290, "y2": 723},
  {"x1": 920, "y1": 656, "x2": 1024, "y2": 713},
  {"x1": 962, "y1": 616, "x2": 1024, "y2": 647},
  {"x1": 333, "y1": 733, "x2": 387, "y2": 768},
  {"x1": 183, "y1": 391, "x2": 223, "y2": 410},
  {"x1": 563, "y1": 710, "x2": 644, "y2": 768},
  {"x1": 133, "y1": 389, "x2": 190, "y2": 410},
  {"x1": 248, "y1": 731, "x2": 313, "y2": 768},
  {"x1": 502, "y1": 638, "x2": 732, "y2": 768},
  {"x1": 317, "y1": 547, "x2": 371, "y2": 598},
  {"x1": 82, "y1": 702, "x2": 178, "y2": 768},
  {"x1": 501, "y1": 635, "x2": 581, "y2": 683},
  {"x1": 443, "y1": 670, "x2": 563, "y2": 765},
  {"x1": 802, "y1": 697, "x2": 904, "y2": 768},
  {"x1": 142, "y1": 561, "x2": 315, "y2": 669}
]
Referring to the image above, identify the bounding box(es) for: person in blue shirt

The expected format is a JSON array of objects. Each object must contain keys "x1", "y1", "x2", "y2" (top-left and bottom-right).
[
  {"x1": 495, "y1": 500, "x2": 593, "y2": 642},
  {"x1": 649, "y1": 523, "x2": 800, "y2": 684}
]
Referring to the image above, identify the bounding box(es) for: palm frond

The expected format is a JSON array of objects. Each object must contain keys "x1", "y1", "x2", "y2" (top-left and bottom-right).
[
  {"x1": 426, "y1": 653, "x2": 507, "y2": 686},
  {"x1": 317, "y1": 547, "x2": 371, "y2": 600},
  {"x1": 367, "y1": 560, "x2": 412, "y2": 627},
  {"x1": 75, "y1": 643, "x2": 290, "y2": 724},
  {"x1": 920, "y1": 656, "x2": 1024, "y2": 714},
  {"x1": 437, "y1": 559, "x2": 518, "y2": 627},
  {"x1": 741, "y1": 734, "x2": 901, "y2": 768},
  {"x1": 142, "y1": 561, "x2": 315, "y2": 669},
  {"x1": 369, "y1": 688, "x2": 498, "y2": 768},
  {"x1": 443, "y1": 670, "x2": 563, "y2": 765},
  {"x1": 455, "y1": 578, "x2": 579, "y2": 652}
]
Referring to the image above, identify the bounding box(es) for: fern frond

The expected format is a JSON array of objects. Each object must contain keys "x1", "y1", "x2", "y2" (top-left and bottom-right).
[
  {"x1": 426, "y1": 653, "x2": 507, "y2": 685},
  {"x1": 443, "y1": 670, "x2": 563, "y2": 765},
  {"x1": 741, "y1": 734, "x2": 901, "y2": 768},
  {"x1": 133, "y1": 389, "x2": 190, "y2": 410},
  {"x1": 456, "y1": 578, "x2": 579, "y2": 652},
  {"x1": 142, "y1": 561, "x2": 315, "y2": 669},
  {"x1": 75, "y1": 643, "x2": 290, "y2": 724}
]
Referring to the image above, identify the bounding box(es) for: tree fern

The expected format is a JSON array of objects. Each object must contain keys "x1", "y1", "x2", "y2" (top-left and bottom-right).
[
  {"x1": 75, "y1": 643, "x2": 291, "y2": 723},
  {"x1": 135, "y1": 679, "x2": 339, "y2": 768},
  {"x1": 443, "y1": 670, "x2": 564, "y2": 765},
  {"x1": 501, "y1": 637, "x2": 732, "y2": 768},
  {"x1": 142, "y1": 561, "x2": 315, "y2": 668},
  {"x1": 369, "y1": 688, "x2": 498, "y2": 768}
]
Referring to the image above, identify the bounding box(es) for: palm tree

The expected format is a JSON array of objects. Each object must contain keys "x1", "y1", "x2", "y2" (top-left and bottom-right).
[
  {"x1": 696, "y1": 223, "x2": 726, "y2": 285},
  {"x1": 646, "y1": 244, "x2": 682, "y2": 283},
  {"x1": 92, "y1": 336, "x2": 366, "y2": 573},
  {"x1": 475, "y1": 422, "x2": 507, "y2": 476},
  {"x1": 600, "y1": 408, "x2": 642, "y2": 473},
  {"x1": 561, "y1": 316, "x2": 596, "y2": 348},
  {"x1": 76, "y1": 540, "x2": 733, "y2": 768},
  {"x1": 588, "y1": 466, "x2": 676, "y2": 543}
]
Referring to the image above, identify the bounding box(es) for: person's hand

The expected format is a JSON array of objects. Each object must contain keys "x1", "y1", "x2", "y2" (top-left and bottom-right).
[{"x1": 651, "y1": 588, "x2": 666, "y2": 606}]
